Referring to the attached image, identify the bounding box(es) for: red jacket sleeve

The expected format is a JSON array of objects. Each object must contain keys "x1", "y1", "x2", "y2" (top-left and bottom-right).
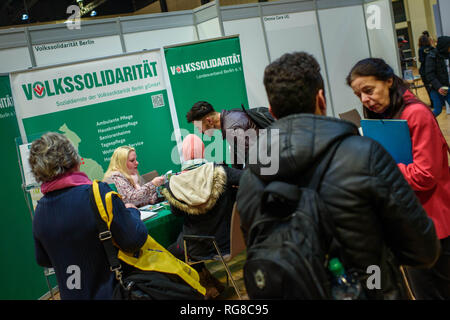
[{"x1": 397, "y1": 104, "x2": 442, "y2": 191}]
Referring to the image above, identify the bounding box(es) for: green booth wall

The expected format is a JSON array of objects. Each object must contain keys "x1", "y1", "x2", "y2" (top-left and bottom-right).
[{"x1": 0, "y1": 75, "x2": 52, "y2": 299}]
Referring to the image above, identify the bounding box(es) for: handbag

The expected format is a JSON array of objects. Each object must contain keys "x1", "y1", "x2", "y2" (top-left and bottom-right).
[{"x1": 89, "y1": 180, "x2": 206, "y2": 299}]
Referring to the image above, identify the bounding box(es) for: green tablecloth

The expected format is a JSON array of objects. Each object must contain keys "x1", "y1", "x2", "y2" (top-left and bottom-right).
[
  {"x1": 143, "y1": 209, "x2": 183, "y2": 248},
  {"x1": 107, "y1": 182, "x2": 181, "y2": 247}
]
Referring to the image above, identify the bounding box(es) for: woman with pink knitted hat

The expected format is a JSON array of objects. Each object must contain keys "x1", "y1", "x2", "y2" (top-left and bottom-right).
[
  {"x1": 162, "y1": 134, "x2": 243, "y2": 299},
  {"x1": 180, "y1": 133, "x2": 207, "y2": 171}
]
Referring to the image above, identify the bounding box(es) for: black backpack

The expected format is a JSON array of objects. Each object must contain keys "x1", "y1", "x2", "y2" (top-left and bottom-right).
[
  {"x1": 113, "y1": 270, "x2": 204, "y2": 300},
  {"x1": 241, "y1": 105, "x2": 275, "y2": 129},
  {"x1": 242, "y1": 139, "x2": 345, "y2": 299}
]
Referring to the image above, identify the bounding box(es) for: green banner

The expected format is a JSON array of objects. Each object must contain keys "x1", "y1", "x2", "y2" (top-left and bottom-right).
[
  {"x1": 164, "y1": 36, "x2": 249, "y2": 164},
  {"x1": 0, "y1": 75, "x2": 50, "y2": 299},
  {"x1": 21, "y1": 89, "x2": 175, "y2": 178},
  {"x1": 11, "y1": 50, "x2": 179, "y2": 179}
]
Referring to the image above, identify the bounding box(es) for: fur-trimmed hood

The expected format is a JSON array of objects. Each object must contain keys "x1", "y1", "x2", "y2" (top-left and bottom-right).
[{"x1": 162, "y1": 163, "x2": 227, "y2": 215}]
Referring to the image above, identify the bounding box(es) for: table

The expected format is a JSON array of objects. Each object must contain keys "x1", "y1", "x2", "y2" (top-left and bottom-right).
[
  {"x1": 143, "y1": 209, "x2": 183, "y2": 248},
  {"x1": 107, "y1": 182, "x2": 182, "y2": 247}
]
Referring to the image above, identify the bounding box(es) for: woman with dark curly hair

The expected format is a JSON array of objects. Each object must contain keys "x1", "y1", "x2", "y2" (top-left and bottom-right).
[
  {"x1": 347, "y1": 58, "x2": 450, "y2": 299},
  {"x1": 30, "y1": 132, "x2": 148, "y2": 299}
]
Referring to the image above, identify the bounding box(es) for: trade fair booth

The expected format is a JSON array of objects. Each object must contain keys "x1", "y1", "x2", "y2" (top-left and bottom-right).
[{"x1": 0, "y1": 0, "x2": 402, "y2": 299}]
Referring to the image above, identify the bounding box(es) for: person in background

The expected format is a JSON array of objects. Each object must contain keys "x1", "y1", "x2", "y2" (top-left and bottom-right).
[
  {"x1": 347, "y1": 57, "x2": 450, "y2": 299},
  {"x1": 162, "y1": 134, "x2": 243, "y2": 299},
  {"x1": 422, "y1": 30, "x2": 437, "y2": 47},
  {"x1": 418, "y1": 34, "x2": 433, "y2": 100},
  {"x1": 103, "y1": 146, "x2": 164, "y2": 207},
  {"x1": 398, "y1": 37, "x2": 408, "y2": 74},
  {"x1": 237, "y1": 52, "x2": 439, "y2": 299},
  {"x1": 30, "y1": 132, "x2": 147, "y2": 299},
  {"x1": 186, "y1": 101, "x2": 259, "y2": 169},
  {"x1": 425, "y1": 36, "x2": 450, "y2": 117}
]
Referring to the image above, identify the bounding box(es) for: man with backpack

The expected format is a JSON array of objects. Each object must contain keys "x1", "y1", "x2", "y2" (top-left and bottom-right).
[
  {"x1": 186, "y1": 101, "x2": 274, "y2": 169},
  {"x1": 236, "y1": 52, "x2": 440, "y2": 299}
]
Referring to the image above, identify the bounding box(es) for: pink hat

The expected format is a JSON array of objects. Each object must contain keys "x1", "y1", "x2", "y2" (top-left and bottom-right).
[{"x1": 182, "y1": 134, "x2": 205, "y2": 161}]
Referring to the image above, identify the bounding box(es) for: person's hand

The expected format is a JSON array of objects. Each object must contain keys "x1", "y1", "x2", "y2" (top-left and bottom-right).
[
  {"x1": 438, "y1": 87, "x2": 448, "y2": 96},
  {"x1": 125, "y1": 203, "x2": 138, "y2": 209},
  {"x1": 151, "y1": 176, "x2": 165, "y2": 187}
]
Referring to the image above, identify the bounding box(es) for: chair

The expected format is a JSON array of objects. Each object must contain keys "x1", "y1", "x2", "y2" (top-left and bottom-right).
[
  {"x1": 141, "y1": 170, "x2": 159, "y2": 183},
  {"x1": 406, "y1": 75, "x2": 425, "y2": 96},
  {"x1": 182, "y1": 202, "x2": 246, "y2": 299}
]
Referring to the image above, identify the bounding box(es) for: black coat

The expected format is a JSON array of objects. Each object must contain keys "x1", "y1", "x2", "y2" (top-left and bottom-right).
[
  {"x1": 163, "y1": 163, "x2": 242, "y2": 259},
  {"x1": 425, "y1": 36, "x2": 450, "y2": 90},
  {"x1": 237, "y1": 114, "x2": 440, "y2": 299},
  {"x1": 418, "y1": 45, "x2": 433, "y2": 83}
]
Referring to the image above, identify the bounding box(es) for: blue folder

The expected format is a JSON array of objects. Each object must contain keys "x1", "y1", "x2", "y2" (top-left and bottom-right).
[{"x1": 360, "y1": 119, "x2": 413, "y2": 164}]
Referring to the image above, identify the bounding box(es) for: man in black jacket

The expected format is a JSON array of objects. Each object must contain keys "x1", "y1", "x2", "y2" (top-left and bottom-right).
[
  {"x1": 425, "y1": 36, "x2": 450, "y2": 117},
  {"x1": 236, "y1": 52, "x2": 440, "y2": 299},
  {"x1": 186, "y1": 101, "x2": 259, "y2": 169}
]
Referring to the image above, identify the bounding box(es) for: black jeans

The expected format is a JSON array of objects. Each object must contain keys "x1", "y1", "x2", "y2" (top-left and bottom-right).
[{"x1": 407, "y1": 237, "x2": 450, "y2": 299}]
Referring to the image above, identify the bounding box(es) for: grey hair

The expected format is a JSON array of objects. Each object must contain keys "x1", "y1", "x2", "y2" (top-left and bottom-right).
[{"x1": 28, "y1": 132, "x2": 80, "y2": 183}]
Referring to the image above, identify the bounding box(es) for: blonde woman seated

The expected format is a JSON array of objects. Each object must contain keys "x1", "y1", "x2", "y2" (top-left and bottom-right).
[{"x1": 104, "y1": 146, "x2": 164, "y2": 207}]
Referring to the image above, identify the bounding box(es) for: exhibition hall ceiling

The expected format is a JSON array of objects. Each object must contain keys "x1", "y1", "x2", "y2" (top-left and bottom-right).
[{"x1": 0, "y1": 0, "x2": 163, "y2": 27}]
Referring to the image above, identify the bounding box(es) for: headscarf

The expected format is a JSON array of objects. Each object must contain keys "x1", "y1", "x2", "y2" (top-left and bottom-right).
[
  {"x1": 182, "y1": 134, "x2": 205, "y2": 161},
  {"x1": 181, "y1": 134, "x2": 207, "y2": 172}
]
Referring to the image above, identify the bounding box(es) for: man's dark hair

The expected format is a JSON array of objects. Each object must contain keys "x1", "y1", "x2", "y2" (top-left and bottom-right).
[
  {"x1": 186, "y1": 101, "x2": 215, "y2": 123},
  {"x1": 263, "y1": 52, "x2": 324, "y2": 119}
]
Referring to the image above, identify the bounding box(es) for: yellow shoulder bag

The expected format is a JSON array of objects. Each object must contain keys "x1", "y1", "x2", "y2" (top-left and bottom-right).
[{"x1": 91, "y1": 180, "x2": 206, "y2": 296}]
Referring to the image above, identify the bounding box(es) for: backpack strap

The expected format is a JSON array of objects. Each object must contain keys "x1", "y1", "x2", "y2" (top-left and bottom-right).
[
  {"x1": 89, "y1": 180, "x2": 124, "y2": 285},
  {"x1": 241, "y1": 104, "x2": 274, "y2": 129},
  {"x1": 260, "y1": 181, "x2": 302, "y2": 217}
]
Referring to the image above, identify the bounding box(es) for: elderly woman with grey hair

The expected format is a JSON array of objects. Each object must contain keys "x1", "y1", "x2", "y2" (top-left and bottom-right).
[{"x1": 30, "y1": 132, "x2": 148, "y2": 299}]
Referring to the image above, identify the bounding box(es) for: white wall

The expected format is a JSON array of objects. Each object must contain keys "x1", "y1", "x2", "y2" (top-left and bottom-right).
[
  {"x1": 197, "y1": 18, "x2": 222, "y2": 40},
  {"x1": 33, "y1": 35, "x2": 123, "y2": 67},
  {"x1": 318, "y1": 5, "x2": 371, "y2": 117},
  {"x1": 264, "y1": 10, "x2": 332, "y2": 115},
  {"x1": 438, "y1": 0, "x2": 450, "y2": 36},
  {"x1": 365, "y1": 0, "x2": 400, "y2": 76},
  {"x1": 224, "y1": 17, "x2": 270, "y2": 109},
  {"x1": 124, "y1": 26, "x2": 197, "y2": 52},
  {"x1": 264, "y1": 11, "x2": 322, "y2": 62},
  {"x1": 0, "y1": 47, "x2": 31, "y2": 73}
]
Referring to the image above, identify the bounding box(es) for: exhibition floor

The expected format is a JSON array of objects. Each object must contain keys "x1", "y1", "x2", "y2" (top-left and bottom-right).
[{"x1": 45, "y1": 249, "x2": 249, "y2": 300}]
